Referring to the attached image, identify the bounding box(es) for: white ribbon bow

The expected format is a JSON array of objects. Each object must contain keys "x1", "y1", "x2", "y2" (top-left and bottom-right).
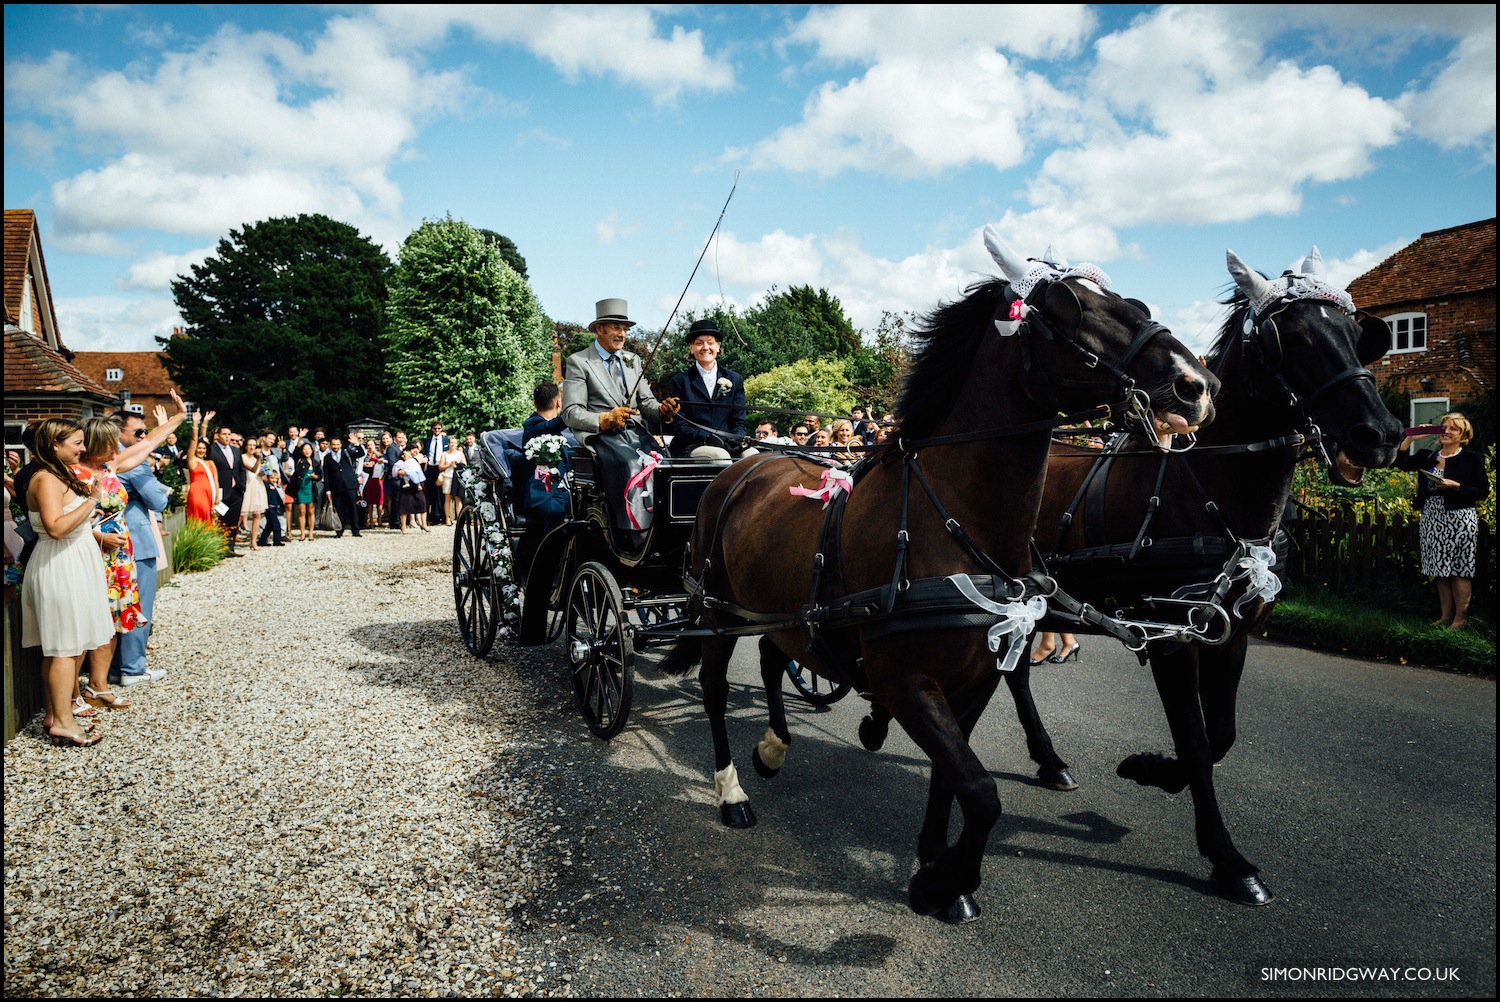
[
  {"x1": 946, "y1": 574, "x2": 1049, "y2": 673},
  {"x1": 1231, "y1": 544, "x2": 1282, "y2": 617}
]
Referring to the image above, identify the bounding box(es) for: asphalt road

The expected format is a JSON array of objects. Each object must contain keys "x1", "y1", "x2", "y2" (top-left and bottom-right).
[{"x1": 501, "y1": 634, "x2": 1495, "y2": 997}]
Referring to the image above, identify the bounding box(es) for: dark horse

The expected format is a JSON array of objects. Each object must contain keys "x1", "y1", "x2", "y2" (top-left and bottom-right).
[
  {"x1": 664, "y1": 230, "x2": 1218, "y2": 923},
  {"x1": 983, "y1": 247, "x2": 1402, "y2": 905}
]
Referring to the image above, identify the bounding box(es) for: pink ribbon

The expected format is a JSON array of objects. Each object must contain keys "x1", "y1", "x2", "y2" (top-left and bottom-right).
[
  {"x1": 789, "y1": 468, "x2": 854, "y2": 508},
  {"x1": 1009, "y1": 299, "x2": 1027, "y2": 321},
  {"x1": 623, "y1": 450, "x2": 661, "y2": 529},
  {"x1": 532, "y1": 465, "x2": 553, "y2": 493}
]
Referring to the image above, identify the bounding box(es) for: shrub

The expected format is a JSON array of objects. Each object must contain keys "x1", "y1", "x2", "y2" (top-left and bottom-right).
[
  {"x1": 744, "y1": 358, "x2": 856, "y2": 422},
  {"x1": 172, "y1": 518, "x2": 229, "y2": 573}
]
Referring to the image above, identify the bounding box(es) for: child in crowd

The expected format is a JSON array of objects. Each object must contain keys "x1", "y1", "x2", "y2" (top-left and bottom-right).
[{"x1": 259, "y1": 470, "x2": 287, "y2": 547}]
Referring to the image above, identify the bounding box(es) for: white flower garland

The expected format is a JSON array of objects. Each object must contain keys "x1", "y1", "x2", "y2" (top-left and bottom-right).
[{"x1": 457, "y1": 465, "x2": 522, "y2": 638}]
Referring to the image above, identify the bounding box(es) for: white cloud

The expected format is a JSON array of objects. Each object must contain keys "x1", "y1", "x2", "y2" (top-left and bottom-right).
[
  {"x1": 7, "y1": 19, "x2": 465, "y2": 247},
  {"x1": 594, "y1": 212, "x2": 641, "y2": 246},
  {"x1": 55, "y1": 294, "x2": 182, "y2": 352},
  {"x1": 740, "y1": 6, "x2": 1088, "y2": 176},
  {"x1": 1165, "y1": 299, "x2": 1234, "y2": 358},
  {"x1": 373, "y1": 5, "x2": 734, "y2": 104},
  {"x1": 1399, "y1": 25, "x2": 1496, "y2": 161},
  {"x1": 787, "y1": 4, "x2": 1094, "y2": 64},
  {"x1": 122, "y1": 246, "x2": 216, "y2": 290}
]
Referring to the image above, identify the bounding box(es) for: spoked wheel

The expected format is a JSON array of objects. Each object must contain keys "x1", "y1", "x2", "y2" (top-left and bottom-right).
[
  {"x1": 785, "y1": 659, "x2": 850, "y2": 706},
  {"x1": 566, "y1": 562, "x2": 635, "y2": 739},
  {"x1": 453, "y1": 506, "x2": 498, "y2": 657}
]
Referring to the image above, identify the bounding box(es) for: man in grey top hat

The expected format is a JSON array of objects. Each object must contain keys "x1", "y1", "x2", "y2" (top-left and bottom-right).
[{"x1": 562, "y1": 298, "x2": 679, "y2": 445}]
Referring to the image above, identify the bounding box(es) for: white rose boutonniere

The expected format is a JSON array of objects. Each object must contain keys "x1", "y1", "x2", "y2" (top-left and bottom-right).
[
  {"x1": 620, "y1": 350, "x2": 638, "y2": 367},
  {"x1": 715, "y1": 377, "x2": 733, "y2": 399}
]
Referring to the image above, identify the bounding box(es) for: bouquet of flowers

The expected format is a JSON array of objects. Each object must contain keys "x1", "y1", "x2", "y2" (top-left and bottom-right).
[{"x1": 523, "y1": 434, "x2": 569, "y2": 476}]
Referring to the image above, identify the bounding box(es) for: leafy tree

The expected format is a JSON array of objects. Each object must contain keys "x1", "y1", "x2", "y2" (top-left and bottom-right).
[
  {"x1": 744, "y1": 358, "x2": 856, "y2": 422},
  {"x1": 384, "y1": 215, "x2": 553, "y2": 432},
  {"x1": 165, "y1": 214, "x2": 392, "y2": 431},
  {"x1": 476, "y1": 228, "x2": 529, "y2": 280}
]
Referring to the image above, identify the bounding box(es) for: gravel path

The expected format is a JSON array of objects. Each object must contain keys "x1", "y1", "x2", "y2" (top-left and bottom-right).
[{"x1": 4, "y1": 528, "x2": 569, "y2": 998}]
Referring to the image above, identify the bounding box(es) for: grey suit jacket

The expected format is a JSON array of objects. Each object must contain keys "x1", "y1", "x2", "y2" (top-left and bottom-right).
[{"x1": 561, "y1": 345, "x2": 664, "y2": 444}]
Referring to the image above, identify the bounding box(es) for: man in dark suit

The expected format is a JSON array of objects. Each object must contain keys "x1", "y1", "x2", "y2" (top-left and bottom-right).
[
  {"x1": 208, "y1": 425, "x2": 245, "y2": 555},
  {"x1": 421, "y1": 421, "x2": 449, "y2": 524},
  {"x1": 322, "y1": 435, "x2": 363, "y2": 537},
  {"x1": 662, "y1": 318, "x2": 748, "y2": 459},
  {"x1": 384, "y1": 431, "x2": 407, "y2": 529}
]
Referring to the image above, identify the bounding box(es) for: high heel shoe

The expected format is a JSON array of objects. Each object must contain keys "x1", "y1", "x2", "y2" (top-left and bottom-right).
[
  {"x1": 84, "y1": 685, "x2": 132, "y2": 710},
  {"x1": 49, "y1": 728, "x2": 103, "y2": 748},
  {"x1": 1047, "y1": 643, "x2": 1080, "y2": 664}
]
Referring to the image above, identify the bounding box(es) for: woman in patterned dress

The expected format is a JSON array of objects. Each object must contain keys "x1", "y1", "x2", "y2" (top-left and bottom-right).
[
  {"x1": 1396, "y1": 412, "x2": 1490, "y2": 630},
  {"x1": 76, "y1": 418, "x2": 144, "y2": 711}
]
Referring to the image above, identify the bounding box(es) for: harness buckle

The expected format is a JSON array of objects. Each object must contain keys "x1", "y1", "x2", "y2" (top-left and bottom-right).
[{"x1": 896, "y1": 529, "x2": 908, "y2": 544}]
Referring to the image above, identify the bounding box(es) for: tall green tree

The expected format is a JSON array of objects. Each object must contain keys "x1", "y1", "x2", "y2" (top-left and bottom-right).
[
  {"x1": 165, "y1": 214, "x2": 392, "y2": 431},
  {"x1": 384, "y1": 216, "x2": 553, "y2": 433},
  {"x1": 475, "y1": 228, "x2": 529, "y2": 279}
]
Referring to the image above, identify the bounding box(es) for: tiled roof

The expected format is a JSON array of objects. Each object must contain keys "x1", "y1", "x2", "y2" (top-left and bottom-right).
[
  {"x1": 1347, "y1": 218, "x2": 1497, "y2": 308},
  {"x1": 72, "y1": 351, "x2": 181, "y2": 397},
  {"x1": 3, "y1": 209, "x2": 59, "y2": 343},
  {"x1": 4, "y1": 324, "x2": 117, "y2": 400}
]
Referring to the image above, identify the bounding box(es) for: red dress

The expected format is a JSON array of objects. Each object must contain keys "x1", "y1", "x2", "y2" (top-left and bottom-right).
[{"x1": 186, "y1": 460, "x2": 217, "y2": 524}]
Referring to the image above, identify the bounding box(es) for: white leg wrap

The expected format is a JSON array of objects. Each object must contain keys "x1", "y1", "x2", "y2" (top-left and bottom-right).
[
  {"x1": 714, "y1": 763, "x2": 748, "y2": 806},
  {"x1": 757, "y1": 728, "x2": 789, "y2": 772}
]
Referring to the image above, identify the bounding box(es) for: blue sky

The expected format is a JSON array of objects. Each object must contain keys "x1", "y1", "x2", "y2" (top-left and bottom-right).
[{"x1": 5, "y1": 4, "x2": 1495, "y2": 357}]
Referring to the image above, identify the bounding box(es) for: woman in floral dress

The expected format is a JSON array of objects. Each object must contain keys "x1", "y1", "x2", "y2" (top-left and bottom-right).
[{"x1": 76, "y1": 418, "x2": 142, "y2": 711}]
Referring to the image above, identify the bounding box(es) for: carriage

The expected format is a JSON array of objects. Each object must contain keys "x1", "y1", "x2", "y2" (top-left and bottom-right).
[{"x1": 450, "y1": 429, "x2": 847, "y2": 740}]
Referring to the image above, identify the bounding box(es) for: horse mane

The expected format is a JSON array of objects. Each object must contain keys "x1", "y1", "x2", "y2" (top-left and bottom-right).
[
  {"x1": 893, "y1": 278, "x2": 1009, "y2": 440},
  {"x1": 1206, "y1": 285, "x2": 1251, "y2": 370}
]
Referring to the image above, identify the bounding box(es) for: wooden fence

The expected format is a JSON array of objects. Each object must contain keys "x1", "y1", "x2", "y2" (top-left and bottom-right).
[
  {"x1": 1280, "y1": 507, "x2": 1495, "y2": 612},
  {"x1": 4, "y1": 510, "x2": 183, "y2": 743}
]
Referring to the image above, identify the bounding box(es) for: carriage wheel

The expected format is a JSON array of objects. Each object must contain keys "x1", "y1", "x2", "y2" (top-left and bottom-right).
[
  {"x1": 785, "y1": 659, "x2": 850, "y2": 706},
  {"x1": 566, "y1": 562, "x2": 635, "y2": 739},
  {"x1": 453, "y1": 506, "x2": 498, "y2": 657}
]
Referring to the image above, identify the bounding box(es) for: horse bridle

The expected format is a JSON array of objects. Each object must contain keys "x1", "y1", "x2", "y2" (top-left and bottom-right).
[
  {"x1": 1235, "y1": 295, "x2": 1391, "y2": 468},
  {"x1": 1016, "y1": 278, "x2": 1173, "y2": 448}
]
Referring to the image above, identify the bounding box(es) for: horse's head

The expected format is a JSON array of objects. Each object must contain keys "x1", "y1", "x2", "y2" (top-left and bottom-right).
[
  {"x1": 986, "y1": 227, "x2": 1218, "y2": 449},
  {"x1": 1226, "y1": 247, "x2": 1402, "y2": 485}
]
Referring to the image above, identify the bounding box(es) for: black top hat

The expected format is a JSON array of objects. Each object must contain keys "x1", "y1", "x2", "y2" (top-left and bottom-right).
[{"x1": 687, "y1": 318, "x2": 722, "y2": 342}]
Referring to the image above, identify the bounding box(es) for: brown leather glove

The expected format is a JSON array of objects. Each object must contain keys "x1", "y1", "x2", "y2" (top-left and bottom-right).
[
  {"x1": 657, "y1": 397, "x2": 681, "y2": 421},
  {"x1": 599, "y1": 406, "x2": 636, "y2": 433}
]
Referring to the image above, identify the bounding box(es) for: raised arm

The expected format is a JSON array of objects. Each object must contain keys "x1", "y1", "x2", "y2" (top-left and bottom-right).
[{"x1": 114, "y1": 391, "x2": 189, "y2": 472}]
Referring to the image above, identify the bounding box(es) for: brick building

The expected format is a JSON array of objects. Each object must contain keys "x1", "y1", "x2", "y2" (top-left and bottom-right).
[
  {"x1": 72, "y1": 350, "x2": 184, "y2": 421},
  {"x1": 4, "y1": 209, "x2": 120, "y2": 456},
  {"x1": 1347, "y1": 217, "x2": 1495, "y2": 429}
]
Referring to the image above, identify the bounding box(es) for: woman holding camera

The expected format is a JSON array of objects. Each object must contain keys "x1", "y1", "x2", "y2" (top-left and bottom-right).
[{"x1": 1396, "y1": 412, "x2": 1490, "y2": 630}]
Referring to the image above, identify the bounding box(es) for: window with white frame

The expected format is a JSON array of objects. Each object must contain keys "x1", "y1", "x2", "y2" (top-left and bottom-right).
[
  {"x1": 1384, "y1": 312, "x2": 1427, "y2": 353},
  {"x1": 126, "y1": 403, "x2": 145, "y2": 414},
  {"x1": 105, "y1": 367, "x2": 123, "y2": 381}
]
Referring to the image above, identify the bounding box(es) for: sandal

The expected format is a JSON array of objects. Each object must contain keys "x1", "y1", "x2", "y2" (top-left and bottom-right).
[
  {"x1": 84, "y1": 686, "x2": 132, "y2": 710},
  {"x1": 73, "y1": 697, "x2": 99, "y2": 719},
  {"x1": 49, "y1": 729, "x2": 103, "y2": 748}
]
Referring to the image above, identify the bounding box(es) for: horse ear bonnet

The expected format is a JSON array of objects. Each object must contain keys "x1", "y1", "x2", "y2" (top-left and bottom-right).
[{"x1": 1354, "y1": 312, "x2": 1392, "y2": 366}]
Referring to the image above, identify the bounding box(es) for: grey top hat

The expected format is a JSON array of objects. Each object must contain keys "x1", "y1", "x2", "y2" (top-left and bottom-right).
[{"x1": 591, "y1": 298, "x2": 635, "y2": 330}]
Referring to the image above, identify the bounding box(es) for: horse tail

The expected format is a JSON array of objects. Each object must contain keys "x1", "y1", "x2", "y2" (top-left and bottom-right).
[{"x1": 657, "y1": 636, "x2": 703, "y2": 677}]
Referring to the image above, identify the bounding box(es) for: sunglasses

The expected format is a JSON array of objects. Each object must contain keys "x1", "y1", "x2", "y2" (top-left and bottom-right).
[{"x1": 132, "y1": 428, "x2": 148, "y2": 438}]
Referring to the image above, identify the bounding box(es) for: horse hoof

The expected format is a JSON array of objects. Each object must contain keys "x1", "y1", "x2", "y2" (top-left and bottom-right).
[
  {"x1": 720, "y1": 802, "x2": 757, "y2": 829},
  {"x1": 858, "y1": 715, "x2": 889, "y2": 752},
  {"x1": 1216, "y1": 872, "x2": 1273, "y2": 906},
  {"x1": 751, "y1": 745, "x2": 780, "y2": 780},
  {"x1": 909, "y1": 875, "x2": 983, "y2": 924},
  {"x1": 1038, "y1": 766, "x2": 1079, "y2": 791}
]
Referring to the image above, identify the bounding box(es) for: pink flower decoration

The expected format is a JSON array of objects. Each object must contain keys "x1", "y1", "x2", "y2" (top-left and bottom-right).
[{"x1": 1009, "y1": 300, "x2": 1026, "y2": 321}]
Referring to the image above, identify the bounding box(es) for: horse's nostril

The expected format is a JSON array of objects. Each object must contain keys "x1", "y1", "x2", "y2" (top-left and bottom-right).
[{"x1": 1173, "y1": 374, "x2": 1203, "y2": 404}]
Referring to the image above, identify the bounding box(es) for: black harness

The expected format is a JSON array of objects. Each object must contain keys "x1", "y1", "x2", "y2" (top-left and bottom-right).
[{"x1": 682, "y1": 280, "x2": 1177, "y2": 684}]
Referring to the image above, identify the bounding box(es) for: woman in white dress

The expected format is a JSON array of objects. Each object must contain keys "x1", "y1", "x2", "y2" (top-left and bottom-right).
[
  {"x1": 21, "y1": 418, "x2": 111, "y2": 747},
  {"x1": 240, "y1": 440, "x2": 269, "y2": 550},
  {"x1": 439, "y1": 439, "x2": 467, "y2": 524}
]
